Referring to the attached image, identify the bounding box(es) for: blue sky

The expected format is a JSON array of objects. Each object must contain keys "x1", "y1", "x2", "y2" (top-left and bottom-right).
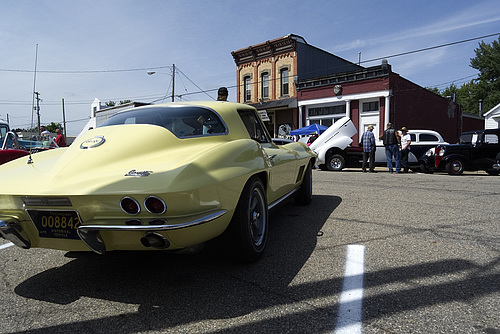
[{"x1": 1, "y1": 0, "x2": 500, "y2": 135}]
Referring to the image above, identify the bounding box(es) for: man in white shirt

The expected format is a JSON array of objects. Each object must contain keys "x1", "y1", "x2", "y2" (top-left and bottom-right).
[{"x1": 400, "y1": 127, "x2": 411, "y2": 173}]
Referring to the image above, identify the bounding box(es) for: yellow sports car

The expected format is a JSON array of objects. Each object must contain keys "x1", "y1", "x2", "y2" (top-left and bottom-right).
[{"x1": 0, "y1": 102, "x2": 315, "y2": 262}]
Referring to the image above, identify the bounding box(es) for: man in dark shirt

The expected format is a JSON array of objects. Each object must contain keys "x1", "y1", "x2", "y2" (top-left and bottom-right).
[{"x1": 380, "y1": 123, "x2": 401, "y2": 173}]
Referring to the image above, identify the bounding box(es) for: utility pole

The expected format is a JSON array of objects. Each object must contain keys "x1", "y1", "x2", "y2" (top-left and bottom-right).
[
  {"x1": 62, "y1": 98, "x2": 67, "y2": 138},
  {"x1": 35, "y1": 91, "x2": 41, "y2": 135},
  {"x1": 171, "y1": 64, "x2": 175, "y2": 102}
]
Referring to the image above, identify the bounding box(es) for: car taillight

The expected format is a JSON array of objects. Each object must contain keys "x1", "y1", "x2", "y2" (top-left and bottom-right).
[
  {"x1": 145, "y1": 196, "x2": 166, "y2": 214},
  {"x1": 120, "y1": 197, "x2": 141, "y2": 215}
]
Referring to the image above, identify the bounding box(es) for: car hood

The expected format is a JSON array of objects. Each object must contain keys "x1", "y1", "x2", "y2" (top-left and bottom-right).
[{"x1": 0, "y1": 125, "x2": 233, "y2": 196}]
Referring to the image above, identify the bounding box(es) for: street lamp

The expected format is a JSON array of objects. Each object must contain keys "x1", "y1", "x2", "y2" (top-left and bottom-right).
[{"x1": 147, "y1": 64, "x2": 175, "y2": 102}]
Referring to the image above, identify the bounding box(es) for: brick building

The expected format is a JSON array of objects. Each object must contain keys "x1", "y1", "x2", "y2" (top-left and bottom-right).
[
  {"x1": 231, "y1": 34, "x2": 360, "y2": 137},
  {"x1": 232, "y1": 34, "x2": 482, "y2": 143}
]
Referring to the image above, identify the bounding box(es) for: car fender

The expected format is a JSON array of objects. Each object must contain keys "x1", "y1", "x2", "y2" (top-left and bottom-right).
[
  {"x1": 314, "y1": 136, "x2": 353, "y2": 164},
  {"x1": 439, "y1": 153, "x2": 472, "y2": 169}
]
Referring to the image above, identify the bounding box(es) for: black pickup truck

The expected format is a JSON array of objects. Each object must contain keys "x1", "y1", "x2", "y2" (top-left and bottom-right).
[{"x1": 419, "y1": 129, "x2": 500, "y2": 175}]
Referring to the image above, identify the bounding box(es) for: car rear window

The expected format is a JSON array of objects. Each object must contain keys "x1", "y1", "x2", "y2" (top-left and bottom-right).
[
  {"x1": 99, "y1": 106, "x2": 227, "y2": 138},
  {"x1": 419, "y1": 134, "x2": 439, "y2": 142}
]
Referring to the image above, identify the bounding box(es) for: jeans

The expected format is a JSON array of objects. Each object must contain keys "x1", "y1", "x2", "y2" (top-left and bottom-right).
[
  {"x1": 362, "y1": 150, "x2": 375, "y2": 172},
  {"x1": 401, "y1": 148, "x2": 409, "y2": 171},
  {"x1": 385, "y1": 144, "x2": 401, "y2": 172}
]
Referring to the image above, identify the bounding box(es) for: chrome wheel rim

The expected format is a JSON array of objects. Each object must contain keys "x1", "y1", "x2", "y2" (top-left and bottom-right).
[{"x1": 248, "y1": 187, "x2": 266, "y2": 247}]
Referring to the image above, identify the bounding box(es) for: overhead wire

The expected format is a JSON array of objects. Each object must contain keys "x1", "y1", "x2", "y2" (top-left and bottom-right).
[{"x1": 2, "y1": 32, "x2": 499, "y2": 129}]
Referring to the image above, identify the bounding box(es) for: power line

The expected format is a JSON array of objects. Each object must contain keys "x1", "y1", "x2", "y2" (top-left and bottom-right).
[{"x1": 360, "y1": 32, "x2": 500, "y2": 64}]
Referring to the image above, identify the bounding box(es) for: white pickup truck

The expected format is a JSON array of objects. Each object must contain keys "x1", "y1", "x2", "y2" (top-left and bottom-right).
[{"x1": 309, "y1": 117, "x2": 447, "y2": 171}]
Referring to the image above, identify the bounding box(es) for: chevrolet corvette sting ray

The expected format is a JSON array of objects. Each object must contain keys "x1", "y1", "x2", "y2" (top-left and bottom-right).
[{"x1": 0, "y1": 102, "x2": 316, "y2": 262}]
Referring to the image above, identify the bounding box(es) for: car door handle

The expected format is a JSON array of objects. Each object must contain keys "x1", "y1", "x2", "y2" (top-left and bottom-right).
[{"x1": 268, "y1": 154, "x2": 277, "y2": 160}]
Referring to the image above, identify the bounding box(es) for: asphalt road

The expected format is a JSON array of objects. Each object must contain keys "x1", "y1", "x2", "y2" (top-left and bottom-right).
[{"x1": 0, "y1": 167, "x2": 499, "y2": 334}]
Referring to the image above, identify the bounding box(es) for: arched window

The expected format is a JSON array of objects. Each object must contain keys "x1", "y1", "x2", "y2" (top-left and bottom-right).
[
  {"x1": 244, "y1": 76, "x2": 251, "y2": 102},
  {"x1": 261, "y1": 72, "x2": 269, "y2": 99},
  {"x1": 280, "y1": 68, "x2": 289, "y2": 96}
]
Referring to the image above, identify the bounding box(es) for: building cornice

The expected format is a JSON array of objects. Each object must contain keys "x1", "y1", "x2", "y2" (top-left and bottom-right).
[
  {"x1": 296, "y1": 63, "x2": 392, "y2": 91},
  {"x1": 231, "y1": 34, "x2": 305, "y2": 66}
]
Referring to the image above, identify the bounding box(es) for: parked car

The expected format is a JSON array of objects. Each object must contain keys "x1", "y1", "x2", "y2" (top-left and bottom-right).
[
  {"x1": 310, "y1": 117, "x2": 447, "y2": 171},
  {"x1": 0, "y1": 102, "x2": 316, "y2": 262},
  {"x1": 0, "y1": 131, "x2": 30, "y2": 165},
  {"x1": 419, "y1": 128, "x2": 500, "y2": 175},
  {"x1": 272, "y1": 137, "x2": 294, "y2": 145}
]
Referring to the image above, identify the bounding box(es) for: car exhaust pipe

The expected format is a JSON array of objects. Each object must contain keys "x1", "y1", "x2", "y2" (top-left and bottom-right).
[{"x1": 140, "y1": 232, "x2": 170, "y2": 249}]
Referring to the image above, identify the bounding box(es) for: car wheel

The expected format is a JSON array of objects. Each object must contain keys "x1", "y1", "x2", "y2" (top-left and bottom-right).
[
  {"x1": 295, "y1": 161, "x2": 313, "y2": 205},
  {"x1": 326, "y1": 154, "x2": 345, "y2": 171},
  {"x1": 485, "y1": 169, "x2": 500, "y2": 176},
  {"x1": 420, "y1": 163, "x2": 433, "y2": 174},
  {"x1": 229, "y1": 176, "x2": 268, "y2": 262},
  {"x1": 446, "y1": 158, "x2": 464, "y2": 175}
]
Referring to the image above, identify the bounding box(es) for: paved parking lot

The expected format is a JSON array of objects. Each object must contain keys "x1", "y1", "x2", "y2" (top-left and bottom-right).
[{"x1": 0, "y1": 168, "x2": 499, "y2": 333}]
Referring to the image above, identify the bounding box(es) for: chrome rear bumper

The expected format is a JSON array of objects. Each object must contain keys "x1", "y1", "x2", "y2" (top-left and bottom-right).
[
  {"x1": 0, "y1": 220, "x2": 31, "y2": 249},
  {"x1": 0, "y1": 210, "x2": 227, "y2": 254}
]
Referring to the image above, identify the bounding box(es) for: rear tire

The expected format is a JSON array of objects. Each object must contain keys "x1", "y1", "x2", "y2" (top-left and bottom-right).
[
  {"x1": 446, "y1": 158, "x2": 464, "y2": 175},
  {"x1": 295, "y1": 162, "x2": 312, "y2": 205},
  {"x1": 326, "y1": 154, "x2": 345, "y2": 171},
  {"x1": 228, "y1": 177, "x2": 268, "y2": 262}
]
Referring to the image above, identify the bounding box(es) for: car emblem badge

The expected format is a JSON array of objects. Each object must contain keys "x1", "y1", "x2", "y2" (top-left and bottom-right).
[
  {"x1": 80, "y1": 136, "x2": 106, "y2": 149},
  {"x1": 125, "y1": 169, "x2": 153, "y2": 177}
]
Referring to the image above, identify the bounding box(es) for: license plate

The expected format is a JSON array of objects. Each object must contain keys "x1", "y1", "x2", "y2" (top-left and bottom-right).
[{"x1": 27, "y1": 210, "x2": 82, "y2": 240}]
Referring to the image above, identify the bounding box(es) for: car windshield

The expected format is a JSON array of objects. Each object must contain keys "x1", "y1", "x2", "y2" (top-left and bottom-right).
[{"x1": 99, "y1": 106, "x2": 227, "y2": 138}]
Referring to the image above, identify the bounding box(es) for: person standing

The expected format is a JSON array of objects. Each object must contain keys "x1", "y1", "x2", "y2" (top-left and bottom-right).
[
  {"x1": 380, "y1": 123, "x2": 401, "y2": 173},
  {"x1": 54, "y1": 128, "x2": 66, "y2": 147},
  {"x1": 217, "y1": 87, "x2": 228, "y2": 101},
  {"x1": 400, "y1": 127, "x2": 411, "y2": 173},
  {"x1": 360, "y1": 125, "x2": 376, "y2": 173}
]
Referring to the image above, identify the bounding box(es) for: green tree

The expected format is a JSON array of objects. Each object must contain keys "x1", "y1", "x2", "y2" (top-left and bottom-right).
[
  {"x1": 434, "y1": 36, "x2": 500, "y2": 115},
  {"x1": 45, "y1": 122, "x2": 63, "y2": 133}
]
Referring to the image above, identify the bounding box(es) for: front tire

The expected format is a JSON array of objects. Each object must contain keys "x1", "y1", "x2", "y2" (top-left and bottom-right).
[
  {"x1": 295, "y1": 162, "x2": 312, "y2": 205},
  {"x1": 446, "y1": 158, "x2": 464, "y2": 175},
  {"x1": 420, "y1": 163, "x2": 433, "y2": 174},
  {"x1": 326, "y1": 154, "x2": 345, "y2": 171},
  {"x1": 228, "y1": 177, "x2": 268, "y2": 262},
  {"x1": 485, "y1": 169, "x2": 500, "y2": 176}
]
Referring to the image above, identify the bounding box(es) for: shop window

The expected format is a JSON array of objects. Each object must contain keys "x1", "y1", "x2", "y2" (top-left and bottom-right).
[{"x1": 362, "y1": 101, "x2": 379, "y2": 112}]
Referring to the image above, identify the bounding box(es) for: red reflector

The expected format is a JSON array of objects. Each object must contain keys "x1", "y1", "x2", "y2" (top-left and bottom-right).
[
  {"x1": 126, "y1": 219, "x2": 142, "y2": 225},
  {"x1": 149, "y1": 219, "x2": 166, "y2": 225},
  {"x1": 145, "y1": 196, "x2": 166, "y2": 214}
]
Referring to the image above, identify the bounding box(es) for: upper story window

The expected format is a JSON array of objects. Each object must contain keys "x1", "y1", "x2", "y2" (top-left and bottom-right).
[
  {"x1": 261, "y1": 72, "x2": 269, "y2": 99},
  {"x1": 244, "y1": 76, "x2": 251, "y2": 102},
  {"x1": 280, "y1": 68, "x2": 289, "y2": 96}
]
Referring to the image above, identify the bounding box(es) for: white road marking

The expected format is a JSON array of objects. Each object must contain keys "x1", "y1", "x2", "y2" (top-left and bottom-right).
[
  {"x1": 0, "y1": 242, "x2": 14, "y2": 250},
  {"x1": 334, "y1": 244, "x2": 365, "y2": 334}
]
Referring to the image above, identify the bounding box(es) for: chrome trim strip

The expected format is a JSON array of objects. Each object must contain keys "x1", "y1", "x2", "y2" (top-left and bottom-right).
[
  {"x1": 268, "y1": 188, "x2": 299, "y2": 210},
  {"x1": 78, "y1": 209, "x2": 228, "y2": 233}
]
